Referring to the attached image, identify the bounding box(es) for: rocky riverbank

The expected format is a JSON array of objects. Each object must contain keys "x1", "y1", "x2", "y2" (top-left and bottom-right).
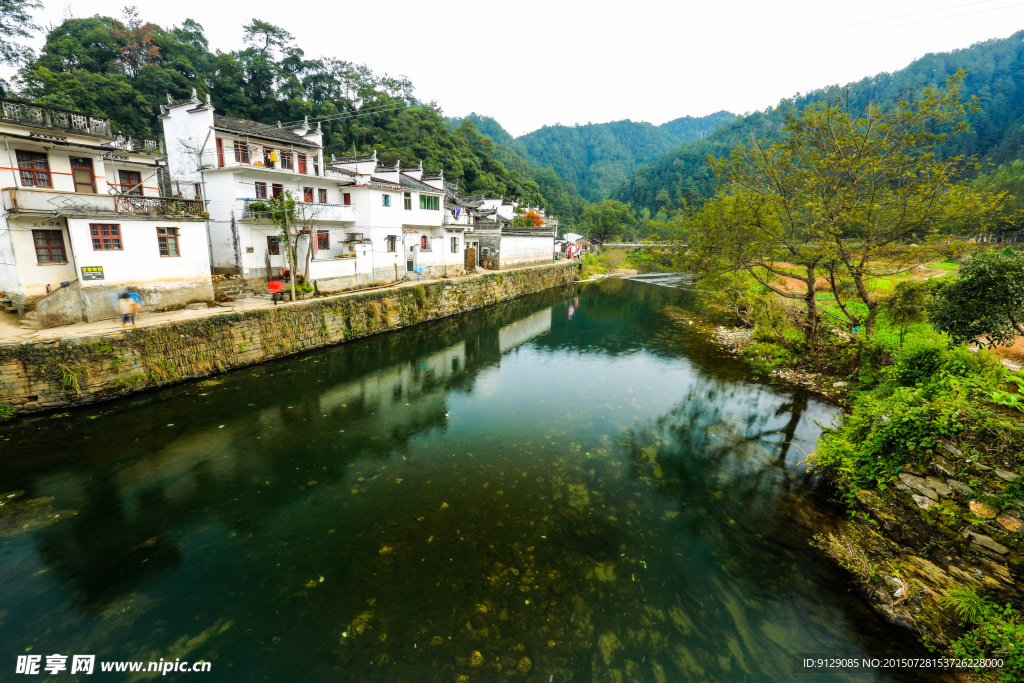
[{"x1": 708, "y1": 323, "x2": 1024, "y2": 672}]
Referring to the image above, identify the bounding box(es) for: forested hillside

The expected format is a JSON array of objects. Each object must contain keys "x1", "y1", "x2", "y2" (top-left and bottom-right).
[
  {"x1": 444, "y1": 114, "x2": 588, "y2": 224},
  {"x1": 448, "y1": 112, "x2": 734, "y2": 203},
  {"x1": 6, "y1": 11, "x2": 585, "y2": 223},
  {"x1": 618, "y1": 31, "x2": 1024, "y2": 215}
]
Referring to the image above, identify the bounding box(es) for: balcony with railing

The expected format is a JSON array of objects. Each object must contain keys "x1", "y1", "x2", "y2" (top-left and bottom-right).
[
  {"x1": 3, "y1": 187, "x2": 206, "y2": 218},
  {"x1": 0, "y1": 98, "x2": 113, "y2": 138},
  {"x1": 239, "y1": 198, "x2": 355, "y2": 223},
  {"x1": 108, "y1": 133, "x2": 165, "y2": 155}
]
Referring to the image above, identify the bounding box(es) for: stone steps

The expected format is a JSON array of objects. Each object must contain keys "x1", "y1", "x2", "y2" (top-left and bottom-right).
[{"x1": 19, "y1": 311, "x2": 39, "y2": 330}]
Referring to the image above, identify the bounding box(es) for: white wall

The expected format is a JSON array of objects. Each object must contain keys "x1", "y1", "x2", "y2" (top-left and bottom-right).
[
  {"x1": 500, "y1": 235, "x2": 555, "y2": 267},
  {"x1": 4, "y1": 216, "x2": 76, "y2": 298},
  {"x1": 66, "y1": 217, "x2": 211, "y2": 289}
]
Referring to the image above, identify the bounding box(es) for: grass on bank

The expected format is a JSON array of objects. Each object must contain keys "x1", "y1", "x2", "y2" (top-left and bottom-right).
[{"x1": 725, "y1": 269, "x2": 1024, "y2": 680}]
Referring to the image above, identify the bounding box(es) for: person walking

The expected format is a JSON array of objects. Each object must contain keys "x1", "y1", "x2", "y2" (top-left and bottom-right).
[
  {"x1": 118, "y1": 292, "x2": 137, "y2": 327},
  {"x1": 268, "y1": 277, "x2": 285, "y2": 305}
]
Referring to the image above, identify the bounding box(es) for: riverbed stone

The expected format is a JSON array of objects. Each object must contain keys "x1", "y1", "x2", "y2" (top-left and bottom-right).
[
  {"x1": 939, "y1": 442, "x2": 963, "y2": 458},
  {"x1": 962, "y1": 530, "x2": 1010, "y2": 556},
  {"x1": 946, "y1": 479, "x2": 973, "y2": 496},
  {"x1": 899, "y1": 473, "x2": 938, "y2": 500},
  {"x1": 969, "y1": 501, "x2": 998, "y2": 519},
  {"x1": 996, "y1": 510, "x2": 1022, "y2": 533},
  {"x1": 995, "y1": 469, "x2": 1020, "y2": 483},
  {"x1": 924, "y1": 477, "x2": 953, "y2": 498},
  {"x1": 912, "y1": 494, "x2": 934, "y2": 510},
  {"x1": 930, "y1": 455, "x2": 957, "y2": 477},
  {"x1": 598, "y1": 632, "x2": 621, "y2": 666}
]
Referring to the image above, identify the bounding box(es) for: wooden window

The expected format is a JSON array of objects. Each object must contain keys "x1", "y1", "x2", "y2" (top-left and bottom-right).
[
  {"x1": 90, "y1": 224, "x2": 122, "y2": 250},
  {"x1": 194, "y1": 182, "x2": 202, "y2": 200},
  {"x1": 316, "y1": 230, "x2": 329, "y2": 250},
  {"x1": 157, "y1": 227, "x2": 180, "y2": 257},
  {"x1": 281, "y1": 152, "x2": 293, "y2": 169},
  {"x1": 69, "y1": 157, "x2": 95, "y2": 193},
  {"x1": 297, "y1": 153, "x2": 307, "y2": 174},
  {"x1": 404, "y1": 192, "x2": 412, "y2": 210},
  {"x1": 382, "y1": 194, "x2": 391, "y2": 207},
  {"x1": 420, "y1": 235, "x2": 429, "y2": 251},
  {"x1": 267, "y1": 236, "x2": 281, "y2": 255},
  {"x1": 32, "y1": 229, "x2": 67, "y2": 263},
  {"x1": 16, "y1": 150, "x2": 51, "y2": 187},
  {"x1": 386, "y1": 235, "x2": 397, "y2": 252},
  {"x1": 234, "y1": 141, "x2": 249, "y2": 164},
  {"x1": 419, "y1": 194, "x2": 439, "y2": 210},
  {"x1": 216, "y1": 138, "x2": 225, "y2": 167},
  {"x1": 343, "y1": 192, "x2": 351, "y2": 206},
  {"x1": 451, "y1": 236, "x2": 459, "y2": 253},
  {"x1": 272, "y1": 184, "x2": 283, "y2": 198},
  {"x1": 255, "y1": 182, "x2": 267, "y2": 199},
  {"x1": 303, "y1": 187, "x2": 313, "y2": 203},
  {"x1": 318, "y1": 188, "x2": 327, "y2": 204},
  {"x1": 118, "y1": 170, "x2": 142, "y2": 196}
]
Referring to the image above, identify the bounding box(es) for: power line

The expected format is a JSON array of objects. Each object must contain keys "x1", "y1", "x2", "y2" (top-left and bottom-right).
[{"x1": 280, "y1": 102, "x2": 417, "y2": 128}]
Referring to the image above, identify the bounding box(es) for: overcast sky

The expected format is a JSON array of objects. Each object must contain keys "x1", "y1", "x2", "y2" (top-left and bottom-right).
[{"x1": 17, "y1": 0, "x2": 1024, "y2": 136}]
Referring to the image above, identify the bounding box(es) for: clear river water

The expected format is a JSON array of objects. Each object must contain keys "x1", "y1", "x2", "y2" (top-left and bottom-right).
[{"x1": 0, "y1": 275, "x2": 938, "y2": 681}]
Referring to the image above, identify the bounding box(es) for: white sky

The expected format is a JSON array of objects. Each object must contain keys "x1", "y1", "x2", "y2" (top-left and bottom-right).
[{"x1": 15, "y1": 0, "x2": 1024, "y2": 136}]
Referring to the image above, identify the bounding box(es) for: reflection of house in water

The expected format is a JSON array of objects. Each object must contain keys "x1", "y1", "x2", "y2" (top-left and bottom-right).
[
  {"x1": 317, "y1": 341, "x2": 467, "y2": 444},
  {"x1": 21, "y1": 290, "x2": 564, "y2": 607},
  {"x1": 498, "y1": 309, "x2": 552, "y2": 353}
]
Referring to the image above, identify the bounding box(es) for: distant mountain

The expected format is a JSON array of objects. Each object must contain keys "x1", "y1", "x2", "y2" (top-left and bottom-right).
[
  {"x1": 617, "y1": 31, "x2": 1024, "y2": 214},
  {"x1": 448, "y1": 112, "x2": 735, "y2": 203}
]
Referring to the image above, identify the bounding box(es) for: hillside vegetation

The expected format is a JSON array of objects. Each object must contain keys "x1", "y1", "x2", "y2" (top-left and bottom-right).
[
  {"x1": 618, "y1": 31, "x2": 1024, "y2": 220},
  {"x1": 449, "y1": 112, "x2": 735, "y2": 203}
]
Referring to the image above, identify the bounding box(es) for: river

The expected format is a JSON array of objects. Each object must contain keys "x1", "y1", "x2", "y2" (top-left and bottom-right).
[{"x1": 0, "y1": 275, "x2": 936, "y2": 681}]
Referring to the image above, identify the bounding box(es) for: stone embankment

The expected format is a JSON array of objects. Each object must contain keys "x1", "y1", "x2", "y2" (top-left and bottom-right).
[{"x1": 0, "y1": 262, "x2": 578, "y2": 415}]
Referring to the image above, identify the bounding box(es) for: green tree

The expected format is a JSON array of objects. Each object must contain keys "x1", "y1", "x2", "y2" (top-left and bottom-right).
[
  {"x1": 929, "y1": 247, "x2": 1024, "y2": 348},
  {"x1": 881, "y1": 280, "x2": 930, "y2": 347},
  {"x1": 684, "y1": 73, "x2": 1006, "y2": 341},
  {"x1": 579, "y1": 199, "x2": 636, "y2": 243},
  {"x1": 0, "y1": 0, "x2": 39, "y2": 68}
]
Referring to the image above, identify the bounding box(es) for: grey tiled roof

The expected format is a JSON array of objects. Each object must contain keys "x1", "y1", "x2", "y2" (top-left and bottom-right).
[
  {"x1": 369, "y1": 176, "x2": 401, "y2": 187},
  {"x1": 400, "y1": 173, "x2": 442, "y2": 193},
  {"x1": 213, "y1": 115, "x2": 318, "y2": 146},
  {"x1": 421, "y1": 173, "x2": 443, "y2": 180}
]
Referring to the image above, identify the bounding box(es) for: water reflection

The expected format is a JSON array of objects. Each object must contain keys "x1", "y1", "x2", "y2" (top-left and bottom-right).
[{"x1": 0, "y1": 279, "x2": 937, "y2": 681}]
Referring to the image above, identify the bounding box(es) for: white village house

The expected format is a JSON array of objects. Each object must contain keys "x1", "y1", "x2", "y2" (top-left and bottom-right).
[
  {"x1": 327, "y1": 152, "x2": 464, "y2": 283},
  {"x1": 444, "y1": 187, "x2": 556, "y2": 269},
  {"x1": 162, "y1": 93, "x2": 465, "y2": 294},
  {"x1": 0, "y1": 97, "x2": 212, "y2": 328}
]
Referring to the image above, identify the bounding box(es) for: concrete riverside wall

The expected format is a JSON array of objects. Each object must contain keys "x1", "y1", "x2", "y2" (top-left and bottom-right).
[
  {"x1": 34, "y1": 279, "x2": 85, "y2": 328},
  {"x1": 0, "y1": 262, "x2": 578, "y2": 415}
]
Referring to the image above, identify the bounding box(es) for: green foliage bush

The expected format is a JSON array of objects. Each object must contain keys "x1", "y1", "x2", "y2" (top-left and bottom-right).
[
  {"x1": 892, "y1": 339, "x2": 947, "y2": 386},
  {"x1": 812, "y1": 336, "x2": 1018, "y2": 496},
  {"x1": 943, "y1": 588, "x2": 1024, "y2": 682},
  {"x1": 0, "y1": 405, "x2": 15, "y2": 422}
]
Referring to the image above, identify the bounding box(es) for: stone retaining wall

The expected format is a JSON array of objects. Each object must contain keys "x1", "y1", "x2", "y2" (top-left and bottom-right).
[{"x1": 0, "y1": 262, "x2": 578, "y2": 415}]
